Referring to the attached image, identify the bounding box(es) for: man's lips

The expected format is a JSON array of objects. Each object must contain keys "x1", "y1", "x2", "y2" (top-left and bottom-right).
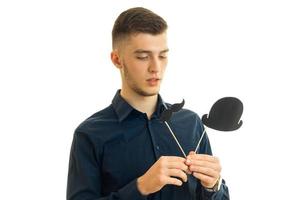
[
  {"x1": 146, "y1": 78, "x2": 160, "y2": 86},
  {"x1": 146, "y1": 78, "x2": 160, "y2": 81}
]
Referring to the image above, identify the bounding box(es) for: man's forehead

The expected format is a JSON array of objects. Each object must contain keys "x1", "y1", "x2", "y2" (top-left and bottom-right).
[
  {"x1": 134, "y1": 49, "x2": 169, "y2": 54},
  {"x1": 126, "y1": 32, "x2": 168, "y2": 53}
]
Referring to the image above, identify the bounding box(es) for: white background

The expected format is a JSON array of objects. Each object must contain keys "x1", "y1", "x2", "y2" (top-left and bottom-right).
[{"x1": 1, "y1": 0, "x2": 299, "y2": 199}]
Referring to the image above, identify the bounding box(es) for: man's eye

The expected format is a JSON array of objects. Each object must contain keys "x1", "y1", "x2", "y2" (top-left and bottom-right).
[{"x1": 136, "y1": 56, "x2": 148, "y2": 60}]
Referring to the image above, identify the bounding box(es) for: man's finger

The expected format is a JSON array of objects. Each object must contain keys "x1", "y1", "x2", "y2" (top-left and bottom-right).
[
  {"x1": 164, "y1": 176, "x2": 183, "y2": 186},
  {"x1": 160, "y1": 156, "x2": 186, "y2": 164},
  {"x1": 187, "y1": 154, "x2": 219, "y2": 163},
  {"x1": 167, "y1": 161, "x2": 189, "y2": 172},
  {"x1": 188, "y1": 160, "x2": 221, "y2": 171},
  {"x1": 189, "y1": 166, "x2": 219, "y2": 178},
  {"x1": 167, "y1": 169, "x2": 188, "y2": 182},
  {"x1": 192, "y1": 172, "x2": 217, "y2": 187}
]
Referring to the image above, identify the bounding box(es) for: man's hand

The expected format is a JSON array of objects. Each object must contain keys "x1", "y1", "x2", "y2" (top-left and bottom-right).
[
  {"x1": 137, "y1": 156, "x2": 188, "y2": 195},
  {"x1": 186, "y1": 151, "x2": 221, "y2": 189}
]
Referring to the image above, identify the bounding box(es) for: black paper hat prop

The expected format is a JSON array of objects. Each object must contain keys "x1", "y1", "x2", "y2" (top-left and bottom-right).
[
  {"x1": 160, "y1": 97, "x2": 243, "y2": 157},
  {"x1": 202, "y1": 97, "x2": 243, "y2": 131}
]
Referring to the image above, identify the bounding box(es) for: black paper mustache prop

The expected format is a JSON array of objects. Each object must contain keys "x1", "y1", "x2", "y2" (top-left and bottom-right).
[
  {"x1": 160, "y1": 97, "x2": 243, "y2": 157},
  {"x1": 160, "y1": 99, "x2": 185, "y2": 122}
]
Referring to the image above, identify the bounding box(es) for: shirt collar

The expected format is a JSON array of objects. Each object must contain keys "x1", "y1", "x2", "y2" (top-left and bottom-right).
[{"x1": 111, "y1": 90, "x2": 166, "y2": 122}]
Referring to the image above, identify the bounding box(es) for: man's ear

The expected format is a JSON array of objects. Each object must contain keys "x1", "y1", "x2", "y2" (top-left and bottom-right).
[{"x1": 111, "y1": 50, "x2": 122, "y2": 69}]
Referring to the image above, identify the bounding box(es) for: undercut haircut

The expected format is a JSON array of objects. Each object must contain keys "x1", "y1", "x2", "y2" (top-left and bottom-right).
[{"x1": 112, "y1": 7, "x2": 168, "y2": 49}]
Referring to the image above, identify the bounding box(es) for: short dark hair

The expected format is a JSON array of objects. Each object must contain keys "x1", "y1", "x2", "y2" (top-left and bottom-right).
[{"x1": 112, "y1": 7, "x2": 168, "y2": 49}]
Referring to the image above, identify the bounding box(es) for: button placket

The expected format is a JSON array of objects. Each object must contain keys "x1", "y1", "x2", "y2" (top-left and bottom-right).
[{"x1": 146, "y1": 119, "x2": 161, "y2": 159}]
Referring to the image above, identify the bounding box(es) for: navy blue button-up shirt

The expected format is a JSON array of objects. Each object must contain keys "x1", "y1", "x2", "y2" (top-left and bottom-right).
[{"x1": 67, "y1": 90, "x2": 230, "y2": 200}]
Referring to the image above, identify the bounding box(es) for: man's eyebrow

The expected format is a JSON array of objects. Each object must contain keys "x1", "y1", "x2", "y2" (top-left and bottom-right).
[
  {"x1": 134, "y1": 49, "x2": 169, "y2": 54},
  {"x1": 160, "y1": 49, "x2": 169, "y2": 53}
]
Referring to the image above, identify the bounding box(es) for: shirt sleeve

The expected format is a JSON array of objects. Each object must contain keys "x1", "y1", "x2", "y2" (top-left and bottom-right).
[
  {"x1": 196, "y1": 117, "x2": 230, "y2": 200},
  {"x1": 66, "y1": 131, "x2": 147, "y2": 200}
]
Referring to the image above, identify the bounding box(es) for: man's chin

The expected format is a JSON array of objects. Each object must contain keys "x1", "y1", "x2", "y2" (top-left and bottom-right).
[
  {"x1": 140, "y1": 91, "x2": 159, "y2": 97},
  {"x1": 136, "y1": 88, "x2": 159, "y2": 97}
]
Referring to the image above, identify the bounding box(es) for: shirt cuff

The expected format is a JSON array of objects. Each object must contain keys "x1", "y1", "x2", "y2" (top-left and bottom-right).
[
  {"x1": 118, "y1": 178, "x2": 147, "y2": 200},
  {"x1": 202, "y1": 182, "x2": 225, "y2": 199}
]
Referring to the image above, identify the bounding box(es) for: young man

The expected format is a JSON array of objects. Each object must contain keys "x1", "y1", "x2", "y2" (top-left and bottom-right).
[{"x1": 67, "y1": 7, "x2": 230, "y2": 200}]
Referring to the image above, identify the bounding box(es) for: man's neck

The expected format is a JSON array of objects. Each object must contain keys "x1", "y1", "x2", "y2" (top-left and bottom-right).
[{"x1": 120, "y1": 89, "x2": 158, "y2": 119}]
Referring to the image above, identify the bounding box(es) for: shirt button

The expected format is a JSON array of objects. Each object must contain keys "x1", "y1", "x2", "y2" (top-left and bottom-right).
[{"x1": 156, "y1": 146, "x2": 160, "y2": 150}]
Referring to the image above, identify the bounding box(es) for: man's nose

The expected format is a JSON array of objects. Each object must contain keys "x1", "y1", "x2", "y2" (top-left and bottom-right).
[{"x1": 148, "y1": 57, "x2": 161, "y2": 73}]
